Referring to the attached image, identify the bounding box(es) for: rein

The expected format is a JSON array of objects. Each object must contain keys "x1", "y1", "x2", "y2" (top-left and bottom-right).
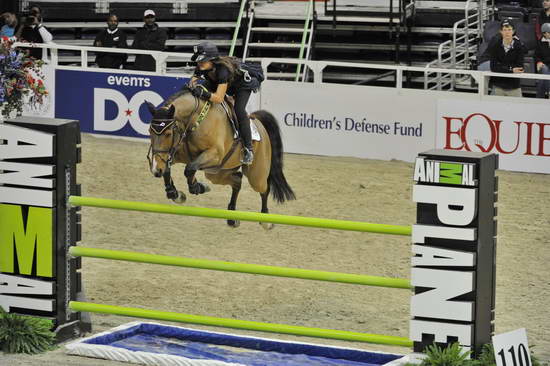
[{"x1": 147, "y1": 95, "x2": 211, "y2": 171}]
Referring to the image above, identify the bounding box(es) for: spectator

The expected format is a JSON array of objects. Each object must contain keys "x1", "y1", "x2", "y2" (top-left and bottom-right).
[
  {"x1": 488, "y1": 19, "x2": 525, "y2": 97},
  {"x1": 535, "y1": 23, "x2": 550, "y2": 98},
  {"x1": 16, "y1": 4, "x2": 53, "y2": 60},
  {"x1": 1, "y1": 12, "x2": 17, "y2": 37},
  {"x1": 536, "y1": 0, "x2": 550, "y2": 40},
  {"x1": 131, "y1": 9, "x2": 167, "y2": 72},
  {"x1": 94, "y1": 14, "x2": 128, "y2": 69}
]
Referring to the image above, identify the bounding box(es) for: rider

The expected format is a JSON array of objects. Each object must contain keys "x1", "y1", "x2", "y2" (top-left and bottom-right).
[{"x1": 189, "y1": 42, "x2": 260, "y2": 165}]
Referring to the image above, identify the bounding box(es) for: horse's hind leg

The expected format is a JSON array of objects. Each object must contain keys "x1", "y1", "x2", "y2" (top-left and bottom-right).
[
  {"x1": 227, "y1": 171, "x2": 243, "y2": 228},
  {"x1": 205, "y1": 170, "x2": 242, "y2": 228},
  {"x1": 260, "y1": 188, "x2": 274, "y2": 230}
]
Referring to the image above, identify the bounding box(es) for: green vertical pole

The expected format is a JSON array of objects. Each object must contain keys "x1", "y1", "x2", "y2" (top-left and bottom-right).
[
  {"x1": 230, "y1": 0, "x2": 249, "y2": 56},
  {"x1": 295, "y1": 0, "x2": 313, "y2": 81}
]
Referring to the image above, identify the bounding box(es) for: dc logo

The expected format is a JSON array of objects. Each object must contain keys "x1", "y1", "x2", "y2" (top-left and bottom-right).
[{"x1": 94, "y1": 88, "x2": 163, "y2": 135}]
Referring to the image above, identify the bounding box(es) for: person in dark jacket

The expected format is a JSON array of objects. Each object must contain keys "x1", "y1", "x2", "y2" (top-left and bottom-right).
[
  {"x1": 535, "y1": 23, "x2": 550, "y2": 97},
  {"x1": 17, "y1": 5, "x2": 53, "y2": 60},
  {"x1": 94, "y1": 14, "x2": 127, "y2": 69},
  {"x1": 478, "y1": 34, "x2": 502, "y2": 71},
  {"x1": 188, "y1": 42, "x2": 261, "y2": 165},
  {"x1": 489, "y1": 19, "x2": 525, "y2": 97},
  {"x1": 536, "y1": 0, "x2": 550, "y2": 40},
  {"x1": 131, "y1": 9, "x2": 167, "y2": 72}
]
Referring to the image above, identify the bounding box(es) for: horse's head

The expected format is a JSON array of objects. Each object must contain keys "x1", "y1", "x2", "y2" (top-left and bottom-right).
[{"x1": 146, "y1": 101, "x2": 179, "y2": 178}]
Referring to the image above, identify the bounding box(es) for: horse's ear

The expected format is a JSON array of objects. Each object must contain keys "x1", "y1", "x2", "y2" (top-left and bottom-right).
[
  {"x1": 168, "y1": 104, "x2": 175, "y2": 116},
  {"x1": 145, "y1": 101, "x2": 157, "y2": 117}
]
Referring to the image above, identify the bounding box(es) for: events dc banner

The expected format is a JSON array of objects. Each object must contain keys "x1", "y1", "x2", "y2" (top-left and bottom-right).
[{"x1": 55, "y1": 70, "x2": 189, "y2": 138}]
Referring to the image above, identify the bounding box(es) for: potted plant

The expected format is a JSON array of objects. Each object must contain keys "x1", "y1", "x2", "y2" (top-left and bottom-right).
[{"x1": 0, "y1": 36, "x2": 48, "y2": 120}]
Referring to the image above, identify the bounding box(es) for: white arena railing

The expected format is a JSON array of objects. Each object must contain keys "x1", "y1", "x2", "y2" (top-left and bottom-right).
[{"x1": 14, "y1": 42, "x2": 550, "y2": 97}]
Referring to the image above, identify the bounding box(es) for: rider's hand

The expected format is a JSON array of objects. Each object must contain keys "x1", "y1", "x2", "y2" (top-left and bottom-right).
[
  {"x1": 191, "y1": 87, "x2": 211, "y2": 101},
  {"x1": 188, "y1": 76, "x2": 199, "y2": 88}
]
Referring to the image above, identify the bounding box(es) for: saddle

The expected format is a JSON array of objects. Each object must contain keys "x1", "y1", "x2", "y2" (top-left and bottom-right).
[{"x1": 221, "y1": 96, "x2": 240, "y2": 138}]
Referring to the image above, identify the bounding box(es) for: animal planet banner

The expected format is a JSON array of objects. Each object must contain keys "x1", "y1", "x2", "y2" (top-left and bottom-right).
[
  {"x1": 55, "y1": 69, "x2": 189, "y2": 138},
  {"x1": 260, "y1": 80, "x2": 436, "y2": 162},
  {"x1": 437, "y1": 99, "x2": 550, "y2": 174}
]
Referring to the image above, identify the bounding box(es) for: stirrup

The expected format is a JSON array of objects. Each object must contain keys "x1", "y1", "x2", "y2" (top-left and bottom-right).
[{"x1": 241, "y1": 147, "x2": 254, "y2": 165}]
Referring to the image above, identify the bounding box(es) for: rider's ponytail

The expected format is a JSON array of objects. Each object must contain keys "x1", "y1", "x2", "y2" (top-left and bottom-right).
[{"x1": 212, "y1": 56, "x2": 242, "y2": 83}]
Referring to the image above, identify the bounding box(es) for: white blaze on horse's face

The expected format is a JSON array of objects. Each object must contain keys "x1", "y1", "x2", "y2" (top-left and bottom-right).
[
  {"x1": 151, "y1": 153, "x2": 158, "y2": 173},
  {"x1": 149, "y1": 130, "x2": 173, "y2": 178}
]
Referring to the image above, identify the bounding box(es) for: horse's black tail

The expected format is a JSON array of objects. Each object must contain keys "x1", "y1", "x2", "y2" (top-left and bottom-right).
[{"x1": 252, "y1": 110, "x2": 296, "y2": 204}]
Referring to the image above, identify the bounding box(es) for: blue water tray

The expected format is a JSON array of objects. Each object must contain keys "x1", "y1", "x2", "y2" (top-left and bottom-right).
[{"x1": 66, "y1": 322, "x2": 406, "y2": 366}]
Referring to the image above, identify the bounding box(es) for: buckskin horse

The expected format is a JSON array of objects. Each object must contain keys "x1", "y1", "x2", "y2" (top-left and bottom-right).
[{"x1": 146, "y1": 87, "x2": 295, "y2": 229}]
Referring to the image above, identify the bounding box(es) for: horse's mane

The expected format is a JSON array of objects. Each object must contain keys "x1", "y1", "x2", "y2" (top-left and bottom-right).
[{"x1": 162, "y1": 86, "x2": 192, "y2": 107}]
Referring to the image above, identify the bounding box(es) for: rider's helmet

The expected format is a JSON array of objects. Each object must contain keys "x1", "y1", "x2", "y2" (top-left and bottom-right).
[{"x1": 191, "y1": 42, "x2": 220, "y2": 62}]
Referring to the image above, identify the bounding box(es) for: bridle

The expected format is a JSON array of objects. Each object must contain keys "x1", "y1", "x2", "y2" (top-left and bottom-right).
[
  {"x1": 146, "y1": 97, "x2": 202, "y2": 173},
  {"x1": 147, "y1": 90, "x2": 215, "y2": 175},
  {"x1": 147, "y1": 119, "x2": 183, "y2": 172}
]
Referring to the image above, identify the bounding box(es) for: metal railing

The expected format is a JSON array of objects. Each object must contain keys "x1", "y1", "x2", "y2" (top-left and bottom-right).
[
  {"x1": 425, "y1": 0, "x2": 494, "y2": 90},
  {"x1": 13, "y1": 42, "x2": 193, "y2": 75},
  {"x1": 15, "y1": 42, "x2": 550, "y2": 97},
  {"x1": 260, "y1": 57, "x2": 550, "y2": 97}
]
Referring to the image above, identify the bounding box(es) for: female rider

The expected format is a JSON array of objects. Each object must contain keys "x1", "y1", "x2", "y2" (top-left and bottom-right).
[{"x1": 189, "y1": 42, "x2": 260, "y2": 165}]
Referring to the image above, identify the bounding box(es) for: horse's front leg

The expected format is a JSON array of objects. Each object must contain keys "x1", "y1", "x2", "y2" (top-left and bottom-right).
[
  {"x1": 163, "y1": 172, "x2": 186, "y2": 203},
  {"x1": 184, "y1": 149, "x2": 219, "y2": 195}
]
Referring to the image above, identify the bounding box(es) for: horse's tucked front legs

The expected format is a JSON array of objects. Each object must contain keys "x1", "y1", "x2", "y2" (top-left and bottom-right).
[
  {"x1": 163, "y1": 172, "x2": 186, "y2": 203},
  {"x1": 184, "y1": 149, "x2": 219, "y2": 195}
]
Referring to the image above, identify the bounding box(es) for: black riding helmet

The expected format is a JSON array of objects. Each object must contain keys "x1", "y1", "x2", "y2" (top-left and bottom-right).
[{"x1": 191, "y1": 42, "x2": 220, "y2": 62}]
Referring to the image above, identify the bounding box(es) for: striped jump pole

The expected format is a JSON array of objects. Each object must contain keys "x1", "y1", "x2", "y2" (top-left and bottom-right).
[
  {"x1": 69, "y1": 301, "x2": 414, "y2": 347},
  {"x1": 69, "y1": 246, "x2": 412, "y2": 289},
  {"x1": 68, "y1": 196, "x2": 412, "y2": 236}
]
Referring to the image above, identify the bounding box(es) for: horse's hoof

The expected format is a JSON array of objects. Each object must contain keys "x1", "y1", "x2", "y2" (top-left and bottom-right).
[
  {"x1": 260, "y1": 222, "x2": 274, "y2": 230},
  {"x1": 190, "y1": 182, "x2": 211, "y2": 195},
  {"x1": 172, "y1": 191, "x2": 186, "y2": 204},
  {"x1": 227, "y1": 220, "x2": 240, "y2": 228}
]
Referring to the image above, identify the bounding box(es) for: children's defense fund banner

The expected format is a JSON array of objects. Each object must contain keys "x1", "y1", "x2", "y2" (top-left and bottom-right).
[{"x1": 261, "y1": 81, "x2": 435, "y2": 162}]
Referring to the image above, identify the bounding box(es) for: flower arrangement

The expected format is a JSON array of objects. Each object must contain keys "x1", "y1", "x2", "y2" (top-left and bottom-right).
[{"x1": 0, "y1": 36, "x2": 48, "y2": 118}]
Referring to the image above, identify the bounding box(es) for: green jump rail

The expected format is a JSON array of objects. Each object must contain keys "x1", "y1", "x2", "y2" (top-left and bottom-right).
[
  {"x1": 69, "y1": 247, "x2": 412, "y2": 289},
  {"x1": 69, "y1": 247, "x2": 411, "y2": 289},
  {"x1": 68, "y1": 196, "x2": 412, "y2": 236},
  {"x1": 69, "y1": 301, "x2": 414, "y2": 347}
]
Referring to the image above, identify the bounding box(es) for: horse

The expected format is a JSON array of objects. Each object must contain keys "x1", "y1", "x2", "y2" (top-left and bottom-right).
[{"x1": 145, "y1": 87, "x2": 296, "y2": 229}]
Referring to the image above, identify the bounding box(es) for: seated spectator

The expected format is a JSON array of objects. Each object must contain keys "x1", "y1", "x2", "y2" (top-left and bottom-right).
[
  {"x1": 16, "y1": 4, "x2": 53, "y2": 60},
  {"x1": 1, "y1": 12, "x2": 17, "y2": 37},
  {"x1": 536, "y1": 0, "x2": 550, "y2": 40},
  {"x1": 94, "y1": 14, "x2": 128, "y2": 69},
  {"x1": 535, "y1": 23, "x2": 550, "y2": 98},
  {"x1": 131, "y1": 9, "x2": 167, "y2": 72},
  {"x1": 489, "y1": 19, "x2": 525, "y2": 97}
]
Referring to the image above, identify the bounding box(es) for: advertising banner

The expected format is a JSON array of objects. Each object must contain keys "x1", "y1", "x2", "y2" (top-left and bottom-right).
[
  {"x1": 437, "y1": 99, "x2": 550, "y2": 174},
  {"x1": 261, "y1": 81, "x2": 436, "y2": 162},
  {"x1": 55, "y1": 69, "x2": 189, "y2": 138}
]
